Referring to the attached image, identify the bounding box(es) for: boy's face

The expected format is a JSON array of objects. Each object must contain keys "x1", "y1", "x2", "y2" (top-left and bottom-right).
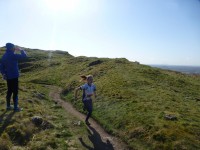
[{"x1": 87, "y1": 77, "x2": 93, "y2": 84}]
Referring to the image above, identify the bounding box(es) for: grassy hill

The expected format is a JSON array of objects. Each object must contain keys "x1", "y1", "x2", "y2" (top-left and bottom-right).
[{"x1": 0, "y1": 47, "x2": 200, "y2": 149}]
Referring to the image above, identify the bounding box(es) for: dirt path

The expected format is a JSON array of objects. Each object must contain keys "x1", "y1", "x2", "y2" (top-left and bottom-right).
[{"x1": 49, "y1": 86, "x2": 129, "y2": 150}]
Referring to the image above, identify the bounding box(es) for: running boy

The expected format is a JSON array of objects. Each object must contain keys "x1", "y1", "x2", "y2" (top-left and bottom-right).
[{"x1": 74, "y1": 75, "x2": 97, "y2": 125}]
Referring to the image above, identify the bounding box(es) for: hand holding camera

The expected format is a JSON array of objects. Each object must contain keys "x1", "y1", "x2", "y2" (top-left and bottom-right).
[{"x1": 15, "y1": 46, "x2": 22, "y2": 51}]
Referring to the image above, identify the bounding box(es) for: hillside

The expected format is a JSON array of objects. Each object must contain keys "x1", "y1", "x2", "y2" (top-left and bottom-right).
[{"x1": 0, "y1": 47, "x2": 200, "y2": 150}]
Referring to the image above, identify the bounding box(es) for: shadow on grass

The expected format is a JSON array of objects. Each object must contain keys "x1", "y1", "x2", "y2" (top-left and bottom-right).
[
  {"x1": 0, "y1": 111, "x2": 15, "y2": 136},
  {"x1": 79, "y1": 125, "x2": 114, "y2": 150},
  {"x1": 0, "y1": 111, "x2": 7, "y2": 123}
]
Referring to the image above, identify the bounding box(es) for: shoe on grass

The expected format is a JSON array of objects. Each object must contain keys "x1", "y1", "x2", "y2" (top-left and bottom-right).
[
  {"x1": 85, "y1": 120, "x2": 91, "y2": 126},
  {"x1": 14, "y1": 107, "x2": 23, "y2": 112},
  {"x1": 6, "y1": 106, "x2": 13, "y2": 111}
]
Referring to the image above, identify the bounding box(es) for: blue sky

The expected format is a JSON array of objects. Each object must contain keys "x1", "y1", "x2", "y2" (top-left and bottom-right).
[{"x1": 0, "y1": 0, "x2": 200, "y2": 66}]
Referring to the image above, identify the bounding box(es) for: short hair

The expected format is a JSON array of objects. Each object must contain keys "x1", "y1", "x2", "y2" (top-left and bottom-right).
[{"x1": 6, "y1": 43, "x2": 15, "y2": 50}]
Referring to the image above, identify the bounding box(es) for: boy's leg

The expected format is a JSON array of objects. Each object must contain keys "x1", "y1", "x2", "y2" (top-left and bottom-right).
[
  {"x1": 12, "y1": 78, "x2": 19, "y2": 110},
  {"x1": 84, "y1": 99, "x2": 93, "y2": 123},
  {"x1": 82, "y1": 99, "x2": 86, "y2": 111},
  {"x1": 6, "y1": 79, "x2": 13, "y2": 109}
]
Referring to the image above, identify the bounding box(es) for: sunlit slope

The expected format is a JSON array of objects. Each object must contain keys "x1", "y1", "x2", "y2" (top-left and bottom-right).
[
  {"x1": 0, "y1": 47, "x2": 200, "y2": 149},
  {"x1": 62, "y1": 58, "x2": 200, "y2": 149}
]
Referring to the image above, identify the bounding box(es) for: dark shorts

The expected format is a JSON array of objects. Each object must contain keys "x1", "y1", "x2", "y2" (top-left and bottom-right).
[{"x1": 83, "y1": 99, "x2": 93, "y2": 112}]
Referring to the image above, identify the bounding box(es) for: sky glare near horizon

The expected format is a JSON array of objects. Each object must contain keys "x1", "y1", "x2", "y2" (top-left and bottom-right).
[{"x1": 0, "y1": 0, "x2": 200, "y2": 66}]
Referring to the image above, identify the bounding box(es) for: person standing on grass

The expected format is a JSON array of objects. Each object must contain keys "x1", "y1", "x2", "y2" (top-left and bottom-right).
[
  {"x1": 75, "y1": 75, "x2": 97, "y2": 125},
  {"x1": 0, "y1": 43, "x2": 27, "y2": 112}
]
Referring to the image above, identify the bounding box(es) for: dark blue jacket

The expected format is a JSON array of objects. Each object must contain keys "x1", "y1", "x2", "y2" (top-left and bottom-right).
[{"x1": 0, "y1": 49, "x2": 27, "y2": 79}]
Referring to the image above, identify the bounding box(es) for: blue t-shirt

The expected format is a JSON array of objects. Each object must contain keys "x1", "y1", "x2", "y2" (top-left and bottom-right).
[{"x1": 80, "y1": 83, "x2": 96, "y2": 101}]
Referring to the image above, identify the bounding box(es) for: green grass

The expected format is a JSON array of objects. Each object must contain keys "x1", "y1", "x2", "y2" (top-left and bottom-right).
[
  {"x1": 0, "y1": 81, "x2": 93, "y2": 149},
  {"x1": 61, "y1": 58, "x2": 200, "y2": 149},
  {"x1": 0, "y1": 47, "x2": 200, "y2": 149}
]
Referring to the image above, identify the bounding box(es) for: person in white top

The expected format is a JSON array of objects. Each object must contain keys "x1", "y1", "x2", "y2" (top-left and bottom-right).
[{"x1": 75, "y1": 75, "x2": 97, "y2": 125}]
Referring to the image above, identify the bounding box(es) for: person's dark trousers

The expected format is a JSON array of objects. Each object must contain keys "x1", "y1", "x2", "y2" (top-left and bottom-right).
[
  {"x1": 6, "y1": 78, "x2": 18, "y2": 109},
  {"x1": 84, "y1": 99, "x2": 93, "y2": 121}
]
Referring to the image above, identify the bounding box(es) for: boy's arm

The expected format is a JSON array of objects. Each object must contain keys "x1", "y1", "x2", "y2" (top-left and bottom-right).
[
  {"x1": 14, "y1": 48, "x2": 27, "y2": 60},
  {"x1": 74, "y1": 87, "x2": 81, "y2": 100}
]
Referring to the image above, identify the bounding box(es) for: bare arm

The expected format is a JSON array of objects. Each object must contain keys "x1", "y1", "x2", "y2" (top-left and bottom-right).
[{"x1": 74, "y1": 87, "x2": 81, "y2": 100}]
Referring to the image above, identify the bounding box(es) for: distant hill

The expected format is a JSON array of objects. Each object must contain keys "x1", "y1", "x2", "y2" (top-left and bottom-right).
[
  {"x1": 150, "y1": 65, "x2": 200, "y2": 74},
  {"x1": 0, "y1": 47, "x2": 200, "y2": 149}
]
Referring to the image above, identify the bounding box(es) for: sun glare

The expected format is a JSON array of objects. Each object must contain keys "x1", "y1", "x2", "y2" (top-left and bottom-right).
[{"x1": 44, "y1": 0, "x2": 80, "y2": 12}]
